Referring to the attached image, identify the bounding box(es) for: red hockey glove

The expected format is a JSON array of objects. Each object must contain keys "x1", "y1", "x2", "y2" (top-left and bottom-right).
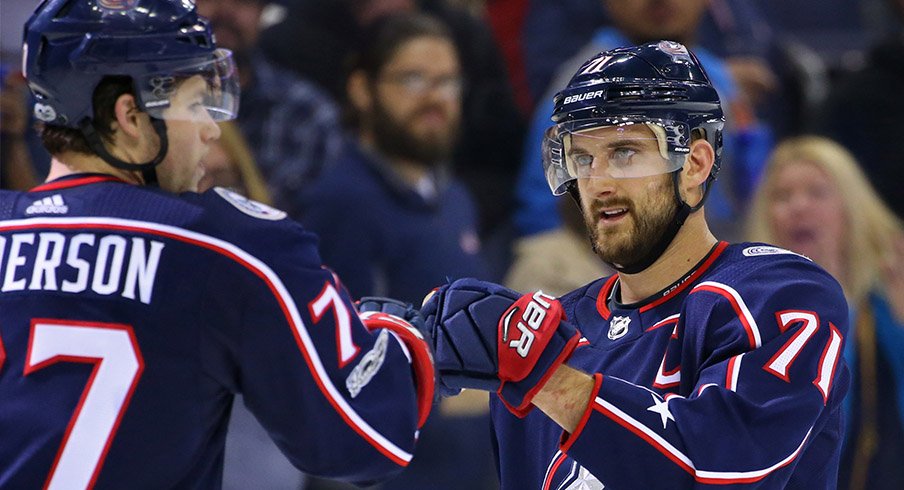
[{"x1": 420, "y1": 278, "x2": 580, "y2": 417}]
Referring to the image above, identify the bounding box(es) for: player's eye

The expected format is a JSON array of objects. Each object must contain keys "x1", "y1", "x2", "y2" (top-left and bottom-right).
[
  {"x1": 189, "y1": 101, "x2": 205, "y2": 112},
  {"x1": 609, "y1": 147, "x2": 637, "y2": 167},
  {"x1": 572, "y1": 153, "x2": 594, "y2": 168}
]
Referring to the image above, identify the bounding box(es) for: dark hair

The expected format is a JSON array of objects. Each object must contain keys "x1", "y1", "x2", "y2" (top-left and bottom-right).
[
  {"x1": 350, "y1": 12, "x2": 453, "y2": 79},
  {"x1": 343, "y1": 12, "x2": 455, "y2": 127},
  {"x1": 40, "y1": 75, "x2": 133, "y2": 156}
]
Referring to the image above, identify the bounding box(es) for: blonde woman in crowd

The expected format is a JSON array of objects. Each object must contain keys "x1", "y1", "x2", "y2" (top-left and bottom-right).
[{"x1": 746, "y1": 135, "x2": 904, "y2": 490}]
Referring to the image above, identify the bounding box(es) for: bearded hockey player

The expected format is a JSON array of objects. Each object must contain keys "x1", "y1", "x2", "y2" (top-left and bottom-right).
[{"x1": 420, "y1": 40, "x2": 850, "y2": 489}]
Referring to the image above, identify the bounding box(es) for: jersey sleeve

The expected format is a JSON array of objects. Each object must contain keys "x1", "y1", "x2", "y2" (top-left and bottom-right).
[
  {"x1": 196, "y1": 191, "x2": 422, "y2": 485},
  {"x1": 558, "y1": 257, "x2": 851, "y2": 489}
]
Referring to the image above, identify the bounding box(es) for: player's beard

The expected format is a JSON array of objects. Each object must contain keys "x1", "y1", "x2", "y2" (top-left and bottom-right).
[
  {"x1": 583, "y1": 175, "x2": 677, "y2": 268},
  {"x1": 370, "y1": 99, "x2": 459, "y2": 166}
]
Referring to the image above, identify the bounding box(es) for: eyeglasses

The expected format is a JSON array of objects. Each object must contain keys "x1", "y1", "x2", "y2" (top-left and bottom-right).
[{"x1": 379, "y1": 71, "x2": 464, "y2": 98}]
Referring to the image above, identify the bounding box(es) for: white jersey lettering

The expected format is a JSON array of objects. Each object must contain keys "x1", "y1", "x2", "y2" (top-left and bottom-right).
[{"x1": 0, "y1": 232, "x2": 164, "y2": 304}]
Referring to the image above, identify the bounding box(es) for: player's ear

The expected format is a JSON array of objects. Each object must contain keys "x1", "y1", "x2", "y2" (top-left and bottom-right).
[
  {"x1": 679, "y1": 138, "x2": 715, "y2": 206},
  {"x1": 112, "y1": 93, "x2": 144, "y2": 139},
  {"x1": 347, "y1": 70, "x2": 372, "y2": 113}
]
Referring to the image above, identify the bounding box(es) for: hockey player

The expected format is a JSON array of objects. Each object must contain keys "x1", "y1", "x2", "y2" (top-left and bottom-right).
[
  {"x1": 0, "y1": 1, "x2": 433, "y2": 488},
  {"x1": 420, "y1": 41, "x2": 851, "y2": 489}
]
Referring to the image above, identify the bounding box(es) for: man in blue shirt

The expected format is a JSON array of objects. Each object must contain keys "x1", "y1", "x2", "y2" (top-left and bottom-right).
[{"x1": 301, "y1": 13, "x2": 487, "y2": 304}]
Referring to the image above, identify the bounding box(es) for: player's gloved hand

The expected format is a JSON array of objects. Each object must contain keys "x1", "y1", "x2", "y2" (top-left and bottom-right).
[
  {"x1": 356, "y1": 297, "x2": 434, "y2": 428},
  {"x1": 420, "y1": 278, "x2": 580, "y2": 417}
]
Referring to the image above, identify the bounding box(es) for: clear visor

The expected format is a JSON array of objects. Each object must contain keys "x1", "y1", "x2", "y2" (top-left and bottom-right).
[
  {"x1": 137, "y1": 48, "x2": 239, "y2": 122},
  {"x1": 542, "y1": 118, "x2": 689, "y2": 195}
]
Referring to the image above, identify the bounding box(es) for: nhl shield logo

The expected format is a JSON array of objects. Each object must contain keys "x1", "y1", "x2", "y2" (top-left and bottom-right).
[{"x1": 608, "y1": 316, "x2": 631, "y2": 340}]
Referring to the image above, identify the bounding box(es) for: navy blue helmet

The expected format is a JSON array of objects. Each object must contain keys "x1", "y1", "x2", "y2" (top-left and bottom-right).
[
  {"x1": 542, "y1": 40, "x2": 724, "y2": 195},
  {"x1": 22, "y1": 0, "x2": 239, "y2": 128}
]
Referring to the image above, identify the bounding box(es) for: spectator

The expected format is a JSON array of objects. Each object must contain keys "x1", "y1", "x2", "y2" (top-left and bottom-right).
[
  {"x1": 195, "y1": 0, "x2": 344, "y2": 219},
  {"x1": 745, "y1": 135, "x2": 904, "y2": 490},
  {"x1": 260, "y1": 0, "x2": 524, "y2": 247},
  {"x1": 514, "y1": 0, "x2": 773, "y2": 245},
  {"x1": 817, "y1": 0, "x2": 904, "y2": 218},
  {"x1": 300, "y1": 12, "x2": 495, "y2": 490},
  {"x1": 302, "y1": 12, "x2": 486, "y2": 305}
]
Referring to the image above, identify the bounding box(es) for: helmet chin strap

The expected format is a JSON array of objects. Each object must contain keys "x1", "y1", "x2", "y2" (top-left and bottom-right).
[
  {"x1": 79, "y1": 117, "x2": 169, "y2": 187},
  {"x1": 572, "y1": 170, "x2": 715, "y2": 275}
]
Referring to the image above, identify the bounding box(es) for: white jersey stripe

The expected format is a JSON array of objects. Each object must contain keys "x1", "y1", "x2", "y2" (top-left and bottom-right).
[
  {"x1": 555, "y1": 461, "x2": 578, "y2": 490},
  {"x1": 0, "y1": 216, "x2": 413, "y2": 465},
  {"x1": 726, "y1": 353, "x2": 743, "y2": 391},
  {"x1": 542, "y1": 450, "x2": 564, "y2": 489},
  {"x1": 594, "y1": 395, "x2": 811, "y2": 483},
  {"x1": 647, "y1": 313, "x2": 680, "y2": 332},
  {"x1": 692, "y1": 281, "x2": 763, "y2": 348}
]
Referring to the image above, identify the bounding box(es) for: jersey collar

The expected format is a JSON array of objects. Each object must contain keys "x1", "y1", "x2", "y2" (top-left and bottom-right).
[
  {"x1": 596, "y1": 241, "x2": 729, "y2": 319},
  {"x1": 29, "y1": 173, "x2": 128, "y2": 193}
]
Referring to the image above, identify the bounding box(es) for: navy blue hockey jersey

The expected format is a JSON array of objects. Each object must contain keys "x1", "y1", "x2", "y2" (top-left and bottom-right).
[
  {"x1": 490, "y1": 241, "x2": 851, "y2": 489},
  {"x1": 0, "y1": 175, "x2": 423, "y2": 488}
]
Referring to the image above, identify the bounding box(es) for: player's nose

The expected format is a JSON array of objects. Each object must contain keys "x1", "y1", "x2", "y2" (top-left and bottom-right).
[
  {"x1": 581, "y1": 172, "x2": 619, "y2": 198},
  {"x1": 203, "y1": 119, "x2": 221, "y2": 142}
]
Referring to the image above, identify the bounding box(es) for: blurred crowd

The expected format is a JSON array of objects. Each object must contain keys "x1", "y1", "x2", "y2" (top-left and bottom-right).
[{"x1": 2, "y1": 0, "x2": 902, "y2": 489}]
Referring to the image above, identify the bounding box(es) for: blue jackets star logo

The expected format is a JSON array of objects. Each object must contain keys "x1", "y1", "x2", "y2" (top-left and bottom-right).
[{"x1": 647, "y1": 393, "x2": 675, "y2": 429}]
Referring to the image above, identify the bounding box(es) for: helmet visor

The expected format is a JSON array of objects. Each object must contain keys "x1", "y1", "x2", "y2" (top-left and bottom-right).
[
  {"x1": 137, "y1": 48, "x2": 239, "y2": 122},
  {"x1": 542, "y1": 118, "x2": 689, "y2": 195}
]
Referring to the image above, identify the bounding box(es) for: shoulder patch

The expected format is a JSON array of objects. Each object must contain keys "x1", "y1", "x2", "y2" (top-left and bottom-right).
[
  {"x1": 742, "y1": 245, "x2": 810, "y2": 260},
  {"x1": 214, "y1": 187, "x2": 287, "y2": 221}
]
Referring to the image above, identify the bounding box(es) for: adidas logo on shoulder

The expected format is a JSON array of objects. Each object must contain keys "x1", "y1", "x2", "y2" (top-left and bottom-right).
[{"x1": 26, "y1": 194, "x2": 69, "y2": 215}]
